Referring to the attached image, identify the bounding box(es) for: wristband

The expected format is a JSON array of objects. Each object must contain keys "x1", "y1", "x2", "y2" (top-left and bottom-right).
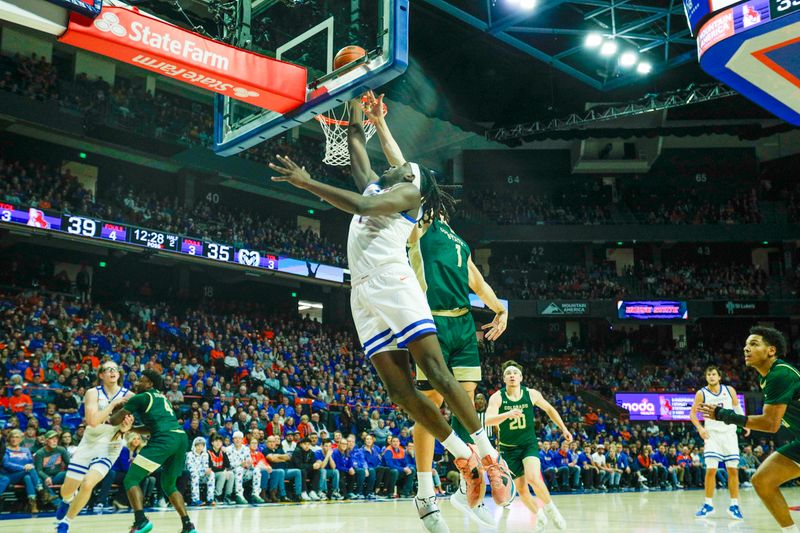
[{"x1": 714, "y1": 407, "x2": 748, "y2": 428}]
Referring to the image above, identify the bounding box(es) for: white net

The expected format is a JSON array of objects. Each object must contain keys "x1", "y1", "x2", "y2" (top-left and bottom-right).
[{"x1": 315, "y1": 104, "x2": 379, "y2": 167}]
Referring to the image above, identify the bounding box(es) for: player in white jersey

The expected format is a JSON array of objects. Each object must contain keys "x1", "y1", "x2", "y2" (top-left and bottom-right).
[
  {"x1": 56, "y1": 361, "x2": 132, "y2": 531},
  {"x1": 269, "y1": 96, "x2": 512, "y2": 523},
  {"x1": 690, "y1": 365, "x2": 748, "y2": 520}
]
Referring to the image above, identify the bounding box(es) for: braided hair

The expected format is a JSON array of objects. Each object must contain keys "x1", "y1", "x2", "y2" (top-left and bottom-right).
[{"x1": 417, "y1": 165, "x2": 457, "y2": 225}]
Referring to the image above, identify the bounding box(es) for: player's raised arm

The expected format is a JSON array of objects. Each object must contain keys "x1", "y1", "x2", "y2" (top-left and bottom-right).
[
  {"x1": 364, "y1": 91, "x2": 405, "y2": 167},
  {"x1": 467, "y1": 256, "x2": 507, "y2": 341},
  {"x1": 270, "y1": 155, "x2": 420, "y2": 216},
  {"x1": 347, "y1": 99, "x2": 380, "y2": 192},
  {"x1": 530, "y1": 388, "x2": 572, "y2": 442}
]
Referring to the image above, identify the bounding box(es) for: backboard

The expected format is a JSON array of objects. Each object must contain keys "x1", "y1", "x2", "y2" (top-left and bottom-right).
[{"x1": 213, "y1": 0, "x2": 408, "y2": 156}]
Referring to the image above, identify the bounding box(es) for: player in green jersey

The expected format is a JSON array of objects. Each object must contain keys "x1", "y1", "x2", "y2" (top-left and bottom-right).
[
  {"x1": 109, "y1": 369, "x2": 197, "y2": 533},
  {"x1": 699, "y1": 326, "x2": 800, "y2": 533},
  {"x1": 485, "y1": 361, "x2": 572, "y2": 532},
  {"x1": 362, "y1": 92, "x2": 511, "y2": 533}
]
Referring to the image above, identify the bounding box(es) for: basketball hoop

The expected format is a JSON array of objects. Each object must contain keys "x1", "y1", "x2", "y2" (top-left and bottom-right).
[{"x1": 315, "y1": 98, "x2": 388, "y2": 166}]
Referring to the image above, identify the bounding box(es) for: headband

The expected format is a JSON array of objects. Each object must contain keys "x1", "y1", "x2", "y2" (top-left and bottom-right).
[{"x1": 408, "y1": 162, "x2": 422, "y2": 190}]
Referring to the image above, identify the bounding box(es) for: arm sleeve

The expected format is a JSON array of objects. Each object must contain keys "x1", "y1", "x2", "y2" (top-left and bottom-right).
[
  {"x1": 3, "y1": 451, "x2": 23, "y2": 472},
  {"x1": 763, "y1": 366, "x2": 799, "y2": 405},
  {"x1": 34, "y1": 451, "x2": 47, "y2": 479}
]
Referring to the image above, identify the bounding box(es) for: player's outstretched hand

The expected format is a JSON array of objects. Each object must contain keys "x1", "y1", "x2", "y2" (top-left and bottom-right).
[
  {"x1": 697, "y1": 403, "x2": 718, "y2": 420},
  {"x1": 563, "y1": 430, "x2": 574, "y2": 444},
  {"x1": 270, "y1": 155, "x2": 312, "y2": 189},
  {"x1": 481, "y1": 309, "x2": 508, "y2": 341},
  {"x1": 363, "y1": 91, "x2": 385, "y2": 124}
]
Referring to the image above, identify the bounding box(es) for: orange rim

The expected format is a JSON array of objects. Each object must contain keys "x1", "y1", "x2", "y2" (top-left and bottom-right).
[{"x1": 315, "y1": 101, "x2": 388, "y2": 127}]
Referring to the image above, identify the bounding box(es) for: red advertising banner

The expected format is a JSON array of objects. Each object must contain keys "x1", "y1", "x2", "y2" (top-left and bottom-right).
[{"x1": 59, "y1": 6, "x2": 307, "y2": 113}]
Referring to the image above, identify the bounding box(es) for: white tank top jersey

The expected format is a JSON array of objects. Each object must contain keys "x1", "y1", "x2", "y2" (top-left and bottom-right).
[
  {"x1": 347, "y1": 169, "x2": 422, "y2": 283},
  {"x1": 84, "y1": 384, "x2": 129, "y2": 437},
  {"x1": 701, "y1": 384, "x2": 737, "y2": 434}
]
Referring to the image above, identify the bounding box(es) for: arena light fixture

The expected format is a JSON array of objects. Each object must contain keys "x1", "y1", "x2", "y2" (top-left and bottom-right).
[
  {"x1": 619, "y1": 51, "x2": 638, "y2": 67},
  {"x1": 637, "y1": 61, "x2": 653, "y2": 74},
  {"x1": 519, "y1": 0, "x2": 536, "y2": 9},
  {"x1": 585, "y1": 33, "x2": 603, "y2": 48},
  {"x1": 600, "y1": 40, "x2": 618, "y2": 56}
]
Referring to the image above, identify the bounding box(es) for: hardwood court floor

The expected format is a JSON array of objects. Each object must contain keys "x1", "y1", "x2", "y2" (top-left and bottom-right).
[{"x1": 6, "y1": 487, "x2": 798, "y2": 532}]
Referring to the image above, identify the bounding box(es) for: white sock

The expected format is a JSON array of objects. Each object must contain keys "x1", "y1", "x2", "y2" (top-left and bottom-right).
[
  {"x1": 705, "y1": 497, "x2": 713, "y2": 506},
  {"x1": 61, "y1": 517, "x2": 71, "y2": 525},
  {"x1": 730, "y1": 498, "x2": 738, "y2": 506},
  {"x1": 545, "y1": 501, "x2": 557, "y2": 511},
  {"x1": 459, "y1": 474, "x2": 466, "y2": 493},
  {"x1": 416, "y1": 471, "x2": 435, "y2": 499},
  {"x1": 470, "y1": 429, "x2": 498, "y2": 460},
  {"x1": 781, "y1": 526, "x2": 799, "y2": 533},
  {"x1": 442, "y1": 431, "x2": 472, "y2": 460}
]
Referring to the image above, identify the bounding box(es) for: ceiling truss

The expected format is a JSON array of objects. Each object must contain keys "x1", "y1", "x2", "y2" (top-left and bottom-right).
[{"x1": 421, "y1": 0, "x2": 698, "y2": 91}]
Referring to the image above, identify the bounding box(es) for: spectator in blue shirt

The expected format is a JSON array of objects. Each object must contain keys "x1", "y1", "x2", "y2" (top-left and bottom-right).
[
  {"x1": 550, "y1": 440, "x2": 570, "y2": 491},
  {"x1": 577, "y1": 444, "x2": 599, "y2": 492},
  {"x1": 539, "y1": 441, "x2": 558, "y2": 490},
  {"x1": 358, "y1": 434, "x2": 381, "y2": 499},
  {"x1": 1, "y1": 429, "x2": 50, "y2": 512},
  {"x1": 564, "y1": 442, "x2": 582, "y2": 490},
  {"x1": 652, "y1": 444, "x2": 672, "y2": 489},
  {"x1": 314, "y1": 439, "x2": 342, "y2": 500},
  {"x1": 379, "y1": 437, "x2": 413, "y2": 498}
]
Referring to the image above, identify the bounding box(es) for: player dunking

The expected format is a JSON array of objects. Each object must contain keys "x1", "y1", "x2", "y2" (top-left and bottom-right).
[
  {"x1": 690, "y1": 365, "x2": 747, "y2": 520},
  {"x1": 269, "y1": 96, "x2": 512, "y2": 515},
  {"x1": 109, "y1": 370, "x2": 197, "y2": 533},
  {"x1": 361, "y1": 92, "x2": 508, "y2": 532},
  {"x1": 56, "y1": 362, "x2": 133, "y2": 533},
  {"x1": 485, "y1": 361, "x2": 571, "y2": 532},
  {"x1": 699, "y1": 326, "x2": 800, "y2": 533}
]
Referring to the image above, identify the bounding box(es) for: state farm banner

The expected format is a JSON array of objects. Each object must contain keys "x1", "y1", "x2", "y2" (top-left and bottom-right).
[{"x1": 59, "y1": 7, "x2": 307, "y2": 113}]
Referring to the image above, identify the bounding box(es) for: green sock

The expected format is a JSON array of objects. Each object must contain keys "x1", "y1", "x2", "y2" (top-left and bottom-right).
[{"x1": 451, "y1": 414, "x2": 473, "y2": 444}]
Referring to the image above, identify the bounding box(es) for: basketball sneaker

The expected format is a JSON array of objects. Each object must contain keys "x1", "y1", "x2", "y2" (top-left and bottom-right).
[
  {"x1": 129, "y1": 519, "x2": 153, "y2": 533},
  {"x1": 453, "y1": 451, "x2": 484, "y2": 507},
  {"x1": 481, "y1": 454, "x2": 513, "y2": 506},
  {"x1": 728, "y1": 505, "x2": 744, "y2": 520},
  {"x1": 415, "y1": 496, "x2": 450, "y2": 533},
  {"x1": 535, "y1": 508, "x2": 549, "y2": 533},
  {"x1": 449, "y1": 487, "x2": 495, "y2": 529},
  {"x1": 56, "y1": 500, "x2": 70, "y2": 520},
  {"x1": 544, "y1": 503, "x2": 567, "y2": 529},
  {"x1": 56, "y1": 522, "x2": 69, "y2": 533},
  {"x1": 695, "y1": 504, "x2": 715, "y2": 517}
]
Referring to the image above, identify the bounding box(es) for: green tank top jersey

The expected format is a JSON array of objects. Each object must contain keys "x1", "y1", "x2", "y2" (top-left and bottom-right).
[
  {"x1": 497, "y1": 387, "x2": 537, "y2": 448},
  {"x1": 408, "y1": 219, "x2": 471, "y2": 311},
  {"x1": 760, "y1": 359, "x2": 800, "y2": 439},
  {"x1": 125, "y1": 389, "x2": 183, "y2": 435}
]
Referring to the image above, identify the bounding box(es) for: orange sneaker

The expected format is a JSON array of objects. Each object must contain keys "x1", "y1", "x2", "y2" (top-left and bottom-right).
[
  {"x1": 453, "y1": 451, "x2": 484, "y2": 507},
  {"x1": 482, "y1": 454, "x2": 514, "y2": 506}
]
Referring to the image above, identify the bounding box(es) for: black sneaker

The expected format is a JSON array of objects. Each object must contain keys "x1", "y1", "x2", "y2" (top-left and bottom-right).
[{"x1": 181, "y1": 522, "x2": 198, "y2": 533}]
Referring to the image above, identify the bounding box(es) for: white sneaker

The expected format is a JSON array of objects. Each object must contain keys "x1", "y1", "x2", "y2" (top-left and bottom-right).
[
  {"x1": 156, "y1": 498, "x2": 169, "y2": 509},
  {"x1": 471, "y1": 503, "x2": 497, "y2": 529},
  {"x1": 318, "y1": 493, "x2": 328, "y2": 501},
  {"x1": 300, "y1": 491, "x2": 311, "y2": 501},
  {"x1": 416, "y1": 497, "x2": 450, "y2": 533},
  {"x1": 535, "y1": 509, "x2": 548, "y2": 532},
  {"x1": 545, "y1": 504, "x2": 567, "y2": 529},
  {"x1": 309, "y1": 491, "x2": 320, "y2": 501},
  {"x1": 450, "y1": 489, "x2": 496, "y2": 529},
  {"x1": 93, "y1": 504, "x2": 104, "y2": 514}
]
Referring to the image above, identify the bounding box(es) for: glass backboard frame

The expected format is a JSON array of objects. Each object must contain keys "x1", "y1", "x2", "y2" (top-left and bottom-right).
[{"x1": 213, "y1": 0, "x2": 408, "y2": 157}]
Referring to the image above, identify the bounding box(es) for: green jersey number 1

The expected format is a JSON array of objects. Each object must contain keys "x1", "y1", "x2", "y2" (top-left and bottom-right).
[{"x1": 455, "y1": 244, "x2": 462, "y2": 268}]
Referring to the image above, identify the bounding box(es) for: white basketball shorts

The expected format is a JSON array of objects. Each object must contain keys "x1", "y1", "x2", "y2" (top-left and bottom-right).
[
  {"x1": 351, "y1": 264, "x2": 437, "y2": 358},
  {"x1": 66, "y1": 424, "x2": 125, "y2": 480},
  {"x1": 704, "y1": 431, "x2": 740, "y2": 468}
]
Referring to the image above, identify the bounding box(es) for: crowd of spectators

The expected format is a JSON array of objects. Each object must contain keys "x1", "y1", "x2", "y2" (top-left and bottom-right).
[
  {"x1": 0, "y1": 52, "x2": 780, "y2": 232},
  {"x1": 0, "y1": 158, "x2": 347, "y2": 266},
  {"x1": 487, "y1": 258, "x2": 770, "y2": 301},
  {"x1": 0, "y1": 283, "x2": 785, "y2": 512}
]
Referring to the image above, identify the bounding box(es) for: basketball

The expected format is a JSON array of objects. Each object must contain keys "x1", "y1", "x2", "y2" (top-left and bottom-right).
[{"x1": 334, "y1": 45, "x2": 367, "y2": 70}]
